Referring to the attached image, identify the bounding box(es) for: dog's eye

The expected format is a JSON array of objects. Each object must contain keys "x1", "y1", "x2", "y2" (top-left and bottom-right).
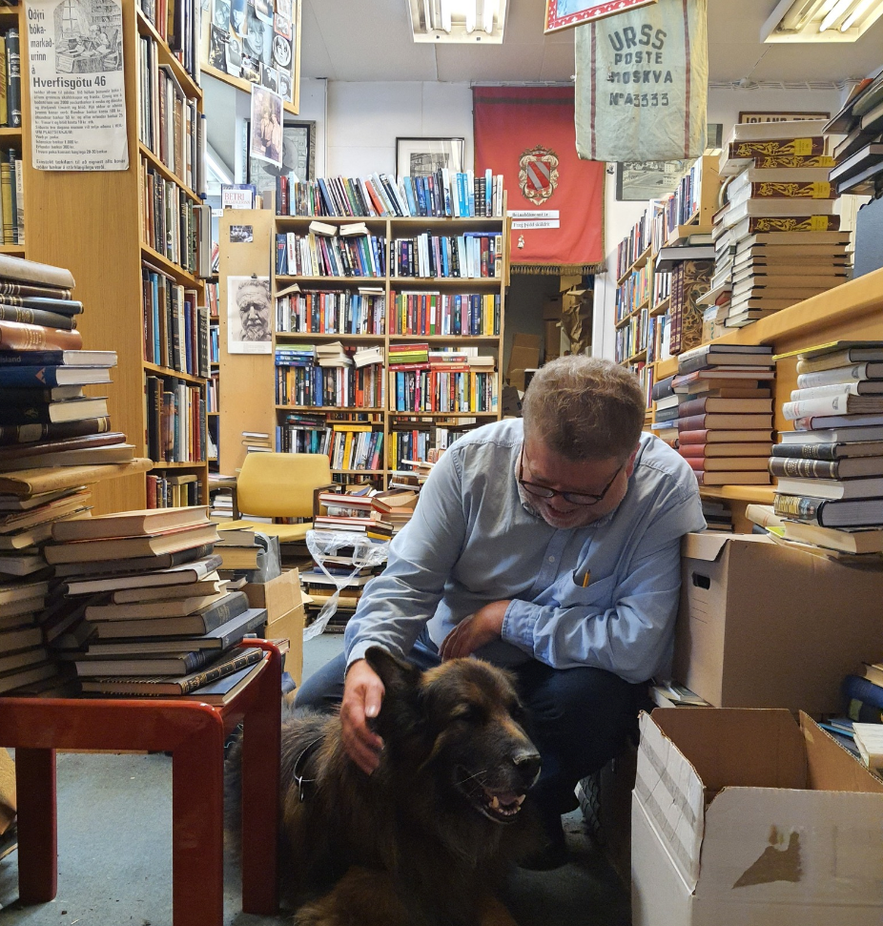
[{"x1": 450, "y1": 703, "x2": 483, "y2": 724}]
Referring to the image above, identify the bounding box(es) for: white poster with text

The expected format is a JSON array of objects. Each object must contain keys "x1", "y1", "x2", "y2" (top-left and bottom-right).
[{"x1": 25, "y1": 0, "x2": 128, "y2": 171}]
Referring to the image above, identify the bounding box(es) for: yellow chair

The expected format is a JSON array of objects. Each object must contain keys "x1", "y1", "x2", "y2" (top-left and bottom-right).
[{"x1": 215, "y1": 452, "x2": 336, "y2": 543}]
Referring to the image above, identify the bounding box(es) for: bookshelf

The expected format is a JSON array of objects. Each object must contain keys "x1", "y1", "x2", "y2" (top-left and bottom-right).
[
  {"x1": 0, "y1": 7, "x2": 26, "y2": 258},
  {"x1": 620, "y1": 151, "x2": 883, "y2": 529},
  {"x1": 270, "y1": 205, "x2": 509, "y2": 487},
  {"x1": 613, "y1": 154, "x2": 723, "y2": 416},
  {"x1": 23, "y1": 1, "x2": 209, "y2": 516}
]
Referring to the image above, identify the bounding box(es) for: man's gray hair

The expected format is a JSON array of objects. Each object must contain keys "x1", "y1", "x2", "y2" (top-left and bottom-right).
[{"x1": 521, "y1": 355, "x2": 645, "y2": 461}]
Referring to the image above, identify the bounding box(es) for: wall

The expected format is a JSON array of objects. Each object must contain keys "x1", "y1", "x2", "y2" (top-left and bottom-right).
[{"x1": 325, "y1": 81, "x2": 473, "y2": 176}]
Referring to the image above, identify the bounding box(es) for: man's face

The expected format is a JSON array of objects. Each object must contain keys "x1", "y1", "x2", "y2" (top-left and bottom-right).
[
  {"x1": 239, "y1": 287, "x2": 270, "y2": 341},
  {"x1": 518, "y1": 438, "x2": 636, "y2": 530}
]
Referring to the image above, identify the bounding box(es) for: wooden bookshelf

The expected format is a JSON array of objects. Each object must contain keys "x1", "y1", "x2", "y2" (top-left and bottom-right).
[
  {"x1": 268, "y1": 204, "x2": 510, "y2": 486},
  {"x1": 23, "y1": 2, "x2": 209, "y2": 516}
]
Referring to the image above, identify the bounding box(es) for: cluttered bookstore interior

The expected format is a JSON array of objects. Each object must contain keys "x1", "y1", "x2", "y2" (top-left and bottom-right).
[{"x1": 2, "y1": 0, "x2": 883, "y2": 923}]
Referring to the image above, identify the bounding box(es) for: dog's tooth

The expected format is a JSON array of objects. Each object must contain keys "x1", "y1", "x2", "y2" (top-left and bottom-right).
[
  {"x1": 490, "y1": 796, "x2": 500, "y2": 810},
  {"x1": 514, "y1": 795, "x2": 525, "y2": 807}
]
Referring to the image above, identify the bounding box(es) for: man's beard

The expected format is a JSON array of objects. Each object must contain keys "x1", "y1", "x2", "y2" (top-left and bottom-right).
[{"x1": 241, "y1": 325, "x2": 269, "y2": 341}]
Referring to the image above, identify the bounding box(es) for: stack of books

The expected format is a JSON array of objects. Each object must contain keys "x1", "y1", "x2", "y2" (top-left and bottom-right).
[
  {"x1": 700, "y1": 497, "x2": 734, "y2": 533},
  {"x1": 669, "y1": 343, "x2": 776, "y2": 486},
  {"x1": 387, "y1": 341, "x2": 430, "y2": 367},
  {"x1": 706, "y1": 119, "x2": 848, "y2": 329},
  {"x1": 241, "y1": 430, "x2": 273, "y2": 454},
  {"x1": 370, "y1": 489, "x2": 418, "y2": 536},
  {"x1": 44, "y1": 507, "x2": 269, "y2": 698},
  {"x1": 315, "y1": 341, "x2": 351, "y2": 368},
  {"x1": 825, "y1": 71, "x2": 883, "y2": 197},
  {"x1": 757, "y1": 340, "x2": 883, "y2": 558},
  {"x1": 0, "y1": 576, "x2": 58, "y2": 695}
]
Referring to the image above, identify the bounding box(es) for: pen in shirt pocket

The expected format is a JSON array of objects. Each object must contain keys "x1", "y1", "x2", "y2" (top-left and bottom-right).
[{"x1": 574, "y1": 567, "x2": 591, "y2": 588}]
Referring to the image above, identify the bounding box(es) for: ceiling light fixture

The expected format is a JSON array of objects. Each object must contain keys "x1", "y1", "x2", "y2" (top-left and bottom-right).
[
  {"x1": 407, "y1": 0, "x2": 507, "y2": 43},
  {"x1": 761, "y1": 0, "x2": 883, "y2": 41}
]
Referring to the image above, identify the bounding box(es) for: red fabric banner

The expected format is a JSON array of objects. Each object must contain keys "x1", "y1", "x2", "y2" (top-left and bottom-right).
[{"x1": 473, "y1": 86, "x2": 605, "y2": 273}]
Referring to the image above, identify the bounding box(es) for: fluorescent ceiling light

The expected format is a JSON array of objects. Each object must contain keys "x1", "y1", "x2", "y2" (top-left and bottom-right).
[
  {"x1": 761, "y1": 0, "x2": 883, "y2": 41},
  {"x1": 407, "y1": 0, "x2": 507, "y2": 43}
]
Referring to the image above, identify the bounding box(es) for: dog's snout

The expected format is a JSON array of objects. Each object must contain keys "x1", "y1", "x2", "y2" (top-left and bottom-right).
[{"x1": 512, "y1": 749, "x2": 541, "y2": 787}]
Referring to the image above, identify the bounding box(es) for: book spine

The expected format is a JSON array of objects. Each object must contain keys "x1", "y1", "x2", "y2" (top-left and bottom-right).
[
  {"x1": 0, "y1": 319, "x2": 83, "y2": 351},
  {"x1": 795, "y1": 363, "x2": 870, "y2": 388},
  {"x1": 772, "y1": 493, "x2": 825, "y2": 523},
  {"x1": 5, "y1": 27, "x2": 20, "y2": 129},
  {"x1": 0, "y1": 304, "x2": 75, "y2": 330},
  {"x1": 842, "y1": 674, "x2": 883, "y2": 711},
  {"x1": 767, "y1": 457, "x2": 838, "y2": 479},
  {"x1": 728, "y1": 137, "x2": 825, "y2": 158},
  {"x1": 745, "y1": 215, "x2": 841, "y2": 233},
  {"x1": 769, "y1": 442, "x2": 841, "y2": 461},
  {"x1": 178, "y1": 647, "x2": 263, "y2": 695},
  {"x1": 782, "y1": 394, "x2": 859, "y2": 420}
]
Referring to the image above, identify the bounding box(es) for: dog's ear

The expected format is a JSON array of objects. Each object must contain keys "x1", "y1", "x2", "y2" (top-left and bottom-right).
[
  {"x1": 365, "y1": 645, "x2": 420, "y2": 698},
  {"x1": 365, "y1": 646, "x2": 423, "y2": 739}
]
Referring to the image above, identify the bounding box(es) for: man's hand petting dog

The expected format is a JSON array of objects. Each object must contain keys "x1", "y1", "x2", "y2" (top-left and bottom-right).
[
  {"x1": 440, "y1": 600, "x2": 509, "y2": 661},
  {"x1": 341, "y1": 658, "x2": 385, "y2": 775}
]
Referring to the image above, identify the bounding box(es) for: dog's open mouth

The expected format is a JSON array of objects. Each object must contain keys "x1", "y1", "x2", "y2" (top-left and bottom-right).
[{"x1": 456, "y1": 768, "x2": 527, "y2": 823}]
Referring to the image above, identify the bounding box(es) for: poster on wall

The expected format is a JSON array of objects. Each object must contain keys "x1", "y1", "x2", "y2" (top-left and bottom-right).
[
  {"x1": 247, "y1": 120, "x2": 315, "y2": 200},
  {"x1": 24, "y1": 0, "x2": 128, "y2": 171},
  {"x1": 249, "y1": 86, "x2": 283, "y2": 168},
  {"x1": 206, "y1": 0, "x2": 300, "y2": 110},
  {"x1": 227, "y1": 275, "x2": 272, "y2": 354}
]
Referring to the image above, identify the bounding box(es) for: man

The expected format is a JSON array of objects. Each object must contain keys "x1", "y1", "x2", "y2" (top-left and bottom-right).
[
  {"x1": 236, "y1": 277, "x2": 271, "y2": 342},
  {"x1": 297, "y1": 356, "x2": 705, "y2": 866}
]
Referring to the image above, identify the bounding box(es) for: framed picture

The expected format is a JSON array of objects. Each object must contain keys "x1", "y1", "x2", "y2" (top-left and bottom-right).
[
  {"x1": 544, "y1": 0, "x2": 657, "y2": 34},
  {"x1": 249, "y1": 86, "x2": 284, "y2": 167},
  {"x1": 247, "y1": 120, "x2": 315, "y2": 200},
  {"x1": 227, "y1": 275, "x2": 272, "y2": 354},
  {"x1": 615, "y1": 124, "x2": 723, "y2": 202},
  {"x1": 396, "y1": 137, "x2": 465, "y2": 178},
  {"x1": 738, "y1": 111, "x2": 830, "y2": 124}
]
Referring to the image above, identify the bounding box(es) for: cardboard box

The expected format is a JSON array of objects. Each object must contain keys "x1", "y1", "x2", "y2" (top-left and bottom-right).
[
  {"x1": 506, "y1": 332, "x2": 541, "y2": 391},
  {"x1": 264, "y1": 602, "x2": 305, "y2": 686},
  {"x1": 674, "y1": 533, "x2": 883, "y2": 712},
  {"x1": 632, "y1": 709, "x2": 883, "y2": 926},
  {"x1": 243, "y1": 567, "x2": 302, "y2": 621}
]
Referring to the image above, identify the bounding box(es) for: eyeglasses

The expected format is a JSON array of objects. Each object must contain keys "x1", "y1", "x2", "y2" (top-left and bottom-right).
[{"x1": 518, "y1": 448, "x2": 624, "y2": 507}]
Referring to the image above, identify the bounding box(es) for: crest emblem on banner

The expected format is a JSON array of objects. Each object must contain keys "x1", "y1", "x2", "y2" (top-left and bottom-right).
[{"x1": 518, "y1": 145, "x2": 559, "y2": 205}]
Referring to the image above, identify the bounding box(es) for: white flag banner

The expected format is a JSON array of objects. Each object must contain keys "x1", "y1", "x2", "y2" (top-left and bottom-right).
[
  {"x1": 25, "y1": 0, "x2": 128, "y2": 171},
  {"x1": 574, "y1": 0, "x2": 708, "y2": 163}
]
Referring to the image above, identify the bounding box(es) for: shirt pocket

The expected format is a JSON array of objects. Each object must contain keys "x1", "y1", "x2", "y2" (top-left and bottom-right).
[{"x1": 557, "y1": 572, "x2": 617, "y2": 609}]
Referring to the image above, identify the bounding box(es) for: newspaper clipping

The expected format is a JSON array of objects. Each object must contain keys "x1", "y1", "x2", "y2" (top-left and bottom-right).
[{"x1": 25, "y1": 0, "x2": 128, "y2": 171}]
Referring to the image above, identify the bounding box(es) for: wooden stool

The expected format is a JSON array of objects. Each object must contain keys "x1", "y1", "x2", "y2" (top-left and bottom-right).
[{"x1": 0, "y1": 639, "x2": 282, "y2": 926}]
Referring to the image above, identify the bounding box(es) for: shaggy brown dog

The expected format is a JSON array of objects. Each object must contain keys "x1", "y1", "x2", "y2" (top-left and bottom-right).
[{"x1": 279, "y1": 646, "x2": 542, "y2": 926}]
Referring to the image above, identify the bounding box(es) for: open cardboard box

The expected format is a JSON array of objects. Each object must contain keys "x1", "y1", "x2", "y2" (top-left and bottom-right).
[
  {"x1": 674, "y1": 532, "x2": 883, "y2": 712},
  {"x1": 244, "y1": 569, "x2": 304, "y2": 684},
  {"x1": 632, "y1": 708, "x2": 883, "y2": 926}
]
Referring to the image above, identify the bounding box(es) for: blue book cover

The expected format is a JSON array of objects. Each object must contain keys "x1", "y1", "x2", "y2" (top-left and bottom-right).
[
  {"x1": 843, "y1": 674, "x2": 883, "y2": 710},
  {"x1": 402, "y1": 176, "x2": 417, "y2": 217}
]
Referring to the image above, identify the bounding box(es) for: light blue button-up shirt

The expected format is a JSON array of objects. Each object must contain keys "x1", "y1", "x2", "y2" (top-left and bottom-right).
[{"x1": 345, "y1": 418, "x2": 706, "y2": 683}]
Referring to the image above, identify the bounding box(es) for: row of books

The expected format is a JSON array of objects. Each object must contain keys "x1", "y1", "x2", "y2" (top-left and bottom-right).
[
  {"x1": 390, "y1": 233, "x2": 503, "y2": 280},
  {"x1": 137, "y1": 33, "x2": 206, "y2": 196},
  {"x1": 390, "y1": 291, "x2": 501, "y2": 338},
  {"x1": 141, "y1": 263, "x2": 210, "y2": 378},
  {"x1": 744, "y1": 340, "x2": 883, "y2": 560},
  {"x1": 140, "y1": 161, "x2": 212, "y2": 276},
  {"x1": 702, "y1": 118, "x2": 849, "y2": 330},
  {"x1": 0, "y1": 150, "x2": 22, "y2": 246},
  {"x1": 146, "y1": 471, "x2": 202, "y2": 509},
  {"x1": 652, "y1": 342, "x2": 776, "y2": 486},
  {"x1": 145, "y1": 375, "x2": 207, "y2": 464},
  {"x1": 275, "y1": 169, "x2": 506, "y2": 220},
  {"x1": 275, "y1": 357, "x2": 385, "y2": 409},
  {"x1": 824, "y1": 71, "x2": 883, "y2": 197},
  {"x1": 275, "y1": 287, "x2": 386, "y2": 336},
  {"x1": 388, "y1": 367, "x2": 498, "y2": 415},
  {"x1": 276, "y1": 228, "x2": 386, "y2": 279}
]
